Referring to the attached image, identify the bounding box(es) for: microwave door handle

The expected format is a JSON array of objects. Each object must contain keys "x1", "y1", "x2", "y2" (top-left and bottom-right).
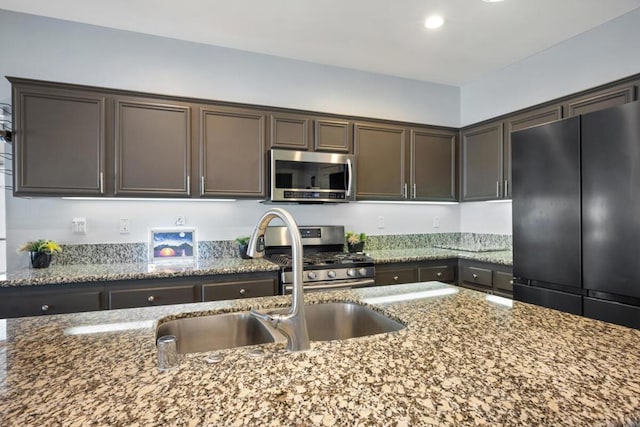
[{"x1": 346, "y1": 158, "x2": 353, "y2": 197}]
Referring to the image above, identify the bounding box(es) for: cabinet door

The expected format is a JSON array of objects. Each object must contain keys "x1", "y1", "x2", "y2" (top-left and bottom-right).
[
  {"x1": 314, "y1": 118, "x2": 352, "y2": 152},
  {"x1": 269, "y1": 113, "x2": 311, "y2": 150},
  {"x1": 114, "y1": 98, "x2": 191, "y2": 196},
  {"x1": 202, "y1": 278, "x2": 277, "y2": 301},
  {"x1": 109, "y1": 285, "x2": 196, "y2": 309},
  {"x1": 375, "y1": 265, "x2": 417, "y2": 285},
  {"x1": 564, "y1": 82, "x2": 637, "y2": 117},
  {"x1": 355, "y1": 123, "x2": 406, "y2": 200},
  {"x1": 504, "y1": 105, "x2": 562, "y2": 198},
  {"x1": 410, "y1": 128, "x2": 457, "y2": 201},
  {"x1": 199, "y1": 107, "x2": 266, "y2": 197},
  {"x1": 461, "y1": 121, "x2": 504, "y2": 201},
  {"x1": 0, "y1": 288, "x2": 103, "y2": 318},
  {"x1": 13, "y1": 84, "x2": 106, "y2": 196},
  {"x1": 493, "y1": 271, "x2": 514, "y2": 294},
  {"x1": 418, "y1": 265, "x2": 455, "y2": 282}
]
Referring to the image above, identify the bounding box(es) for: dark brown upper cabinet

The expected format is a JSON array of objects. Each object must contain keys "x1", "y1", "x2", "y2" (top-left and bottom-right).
[
  {"x1": 114, "y1": 97, "x2": 191, "y2": 197},
  {"x1": 198, "y1": 106, "x2": 266, "y2": 198},
  {"x1": 269, "y1": 112, "x2": 311, "y2": 150},
  {"x1": 564, "y1": 81, "x2": 637, "y2": 117},
  {"x1": 461, "y1": 121, "x2": 504, "y2": 201},
  {"x1": 12, "y1": 82, "x2": 106, "y2": 196},
  {"x1": 503, "y1": 105, "x2": 563, "y2": 198},
  {"x1": 354, "y1": 122, "x2": 406, "y2": 200},
  {"x1": 314, "y1": 118, "x2": 352, "y2": 152},
  {"x1": 410, "y1": 128, "x2": 457, "y2": 201}
]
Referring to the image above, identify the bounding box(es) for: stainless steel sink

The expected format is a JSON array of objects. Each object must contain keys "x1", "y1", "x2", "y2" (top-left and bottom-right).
[
  {"x1": 156, "y1": 312, "x2": 276, "y2": 354},
  {"x1": 269, "y1": 302, "x2": 406, "y2": 342},
  {"x1": 156, "y1": 302, "x2": 405, "y2": 354}
]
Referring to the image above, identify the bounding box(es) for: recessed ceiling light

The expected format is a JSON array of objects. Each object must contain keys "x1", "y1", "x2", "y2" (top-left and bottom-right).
[{"x1": 424, "y1": 14, "x2": 444, "y2": 29}]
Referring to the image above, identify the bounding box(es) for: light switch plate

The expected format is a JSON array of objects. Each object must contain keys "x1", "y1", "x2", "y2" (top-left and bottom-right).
[
  {"x1": 119, "y1": 218, "x2": 130, "y2": 234},
  {"x1": 176, "y1": 215, "x2": 186, "y2": 226}
]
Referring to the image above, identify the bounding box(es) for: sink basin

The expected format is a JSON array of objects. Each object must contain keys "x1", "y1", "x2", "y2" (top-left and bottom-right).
[
  {"x1": 270, "y1": 302, "x2": 406, "y2": 342},
  {"x1": 156, "y1": 312, "x2": 275, "y2": 354},
  {"x1": 156, "y1": 302, "x2": 405, "y2": 354}
]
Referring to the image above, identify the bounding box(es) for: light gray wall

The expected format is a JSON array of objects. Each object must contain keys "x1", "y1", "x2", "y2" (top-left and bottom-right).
[
  {"x1": 0, "y1": 10, "x2": 461, "y2": 271},
  {"x1": 460, "y1": 7, "x2": 640, "y2": 126}
]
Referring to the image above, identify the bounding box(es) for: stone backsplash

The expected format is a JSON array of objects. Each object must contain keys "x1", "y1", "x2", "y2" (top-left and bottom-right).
[{"x1": 52, "y1": 233, "x2": 511, "y2": 265}]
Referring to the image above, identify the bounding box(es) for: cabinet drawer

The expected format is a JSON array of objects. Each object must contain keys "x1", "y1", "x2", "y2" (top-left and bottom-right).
[
  {"x1": 419, "y1": 265, "x2": 454, "y2": 282},
  {"x1": 493, "y1": 271, "x2": 514, "y2": 293},
  {"x1": 202, "y1": 279, "x2": 277, "y2": 301},
  {"x1": 109, "y1": 285, "x2": 196, "y2": 309},
  {"x1": 0, "y1": 290, "x2": 103, "y2": 318},
  {"x1": 462, "y1": 266, "x2": 492, "y2": 287},
  {"x1": 375, "y1": 267, "x2": 417, "y2": 285}
]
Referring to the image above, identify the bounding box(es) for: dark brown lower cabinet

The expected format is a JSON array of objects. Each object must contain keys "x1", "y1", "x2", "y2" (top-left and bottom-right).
[
  {"x1": 202, "y1": 278, "x2": 277, "y2": 301},
  {"x1": 0, "y1": 285, "x2": 104, "y2": 318},
  {"x1": 0, "y1": 272, "x2": 279, "y2": 318},
  {"x1": 375, "y1": 260, "x2": 457, "y2": 286},
  {"x1": 458, "y1": 260, "x2": 513, "y2": 297}
]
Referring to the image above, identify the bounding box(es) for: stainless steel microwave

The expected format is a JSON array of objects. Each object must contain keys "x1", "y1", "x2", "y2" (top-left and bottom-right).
[{"x1": 269, "y1": 149, "x2": 355, "y2": 203}]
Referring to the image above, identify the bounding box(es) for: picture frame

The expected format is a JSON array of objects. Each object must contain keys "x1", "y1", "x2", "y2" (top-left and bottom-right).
[{"x1": 149, "y1": 227, "x2": 197, "y2": 264}]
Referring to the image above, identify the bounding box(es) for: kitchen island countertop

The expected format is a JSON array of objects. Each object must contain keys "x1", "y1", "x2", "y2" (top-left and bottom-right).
[
  {"x1": 0, "y1": 282, "x2": 638, "y2": 426},
  {"x1": 0, "y1": 248, "x2": 512, "y2": 288}
]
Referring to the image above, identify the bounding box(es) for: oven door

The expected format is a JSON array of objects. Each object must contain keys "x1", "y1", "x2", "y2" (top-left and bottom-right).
[{"x1": 283, "y1": 278, "x2": 374, "y2": 294}]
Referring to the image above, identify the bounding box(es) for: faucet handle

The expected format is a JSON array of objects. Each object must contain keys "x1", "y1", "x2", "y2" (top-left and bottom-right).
[{"x1": 249, "y1": 308, "x2": 280, "y2": 328}]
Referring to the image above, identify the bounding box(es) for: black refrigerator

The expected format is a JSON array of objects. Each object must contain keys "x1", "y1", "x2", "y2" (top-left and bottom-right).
[{"x1": 512, "y1": 100, "x2": 640, "y2": 329}]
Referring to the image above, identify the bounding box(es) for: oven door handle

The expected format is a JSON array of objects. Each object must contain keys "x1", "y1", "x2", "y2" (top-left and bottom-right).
[{"x1": 285, "y1": 279, "x2": 374, "y2": 293}]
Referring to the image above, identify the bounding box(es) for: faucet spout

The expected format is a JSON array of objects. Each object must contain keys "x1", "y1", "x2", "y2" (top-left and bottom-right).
[{"x1": 247, "y1": 208, "x2": 310, "y2": 352}]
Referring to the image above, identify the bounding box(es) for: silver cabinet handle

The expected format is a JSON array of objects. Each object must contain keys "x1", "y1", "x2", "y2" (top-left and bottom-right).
[
  {"x1": 41, "y1": 304, "x2": 49, "y2": 313},
  {"x1": 504, "y1": 180, "x2": 509, "y2": 197},
  {"x1": 473, "y1": 274, "x2": 478, "y2": 279},
  {"x1": 403, "y1": 183, "x2": 407, "y2": 199},
  {"x1": 99, "y1": 172, "x2": 104, "y2": 194},
  {"x1": 436, "y1": 272, "x2": 442, "y2": 277},
  {"x1": 393, "y1": 276, "x2": 399, "y2": 281},
  {"x1": 147, "y1": 295, "x2": 155, "y2": 303},
  {"x1": 496, "y1": 181, "x2": 500, "y2": 198},
  {"x1": 239, "y1": 288, "x2": 246, "y2": 296},
  {"x1": 413, "y1": 183, "x2": 417, "y2": 199},
  {"x1": 346, "y1": 158, "x2": 353, "y2": 197},
  {"x1": 200, "y1": 176, "x2": 205, "y2": 195},
  {"x1": 186, "y1": 175, "x2": 191, "y2": 196}
]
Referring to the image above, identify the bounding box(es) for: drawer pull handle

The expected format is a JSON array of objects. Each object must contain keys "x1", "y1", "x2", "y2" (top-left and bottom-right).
[
  {"x1": 436, "y1": 272, "x2": 442, "y2": 277},
  {"x1": 239, "y1": 288, "x2": 246, "y2": 296},
  {"x1": 147, "y1": 295, "x2": 155, "y2": 303},
  {"x1": 472, "y1": 274, "x2": 478, "y2": 279},
  {"x1": 393, "y1": 276, "x2": 399, "y2": 281},
  {"x1": 41, "y1": 304, "x2": 49, "y2": 312}
]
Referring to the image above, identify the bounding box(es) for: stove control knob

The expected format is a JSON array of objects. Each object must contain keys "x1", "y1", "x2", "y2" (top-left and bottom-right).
[
  {"x1": 358, "y1": 268, "x2": 368, "y2": 277},
  {"x1": 347, "y1": 268, "x2": 356, "y2": 277},
  {"x1": 327, "y1": 270, "x2": 336, "y2": 279},
  {"x1": 308, "y1": 271, "x2": 317, "y2": 280}
]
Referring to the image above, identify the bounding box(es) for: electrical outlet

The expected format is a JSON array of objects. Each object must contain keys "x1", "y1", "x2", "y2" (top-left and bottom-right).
[
  {"x1": 119, "y1": 218, "x2": 130, "y2": 234},
  {"x1": 71, "y1": 217, "x2": 87, "y2": 234},
  {"x1": 433, "y1": 216, "x2": 440, "y2": 228},
  {"x1": 176, "y1": 215, "x2": 186, "y2": 226},
  {"x1": 377, "y1": 216, "x2": 385, "y2": 229}
]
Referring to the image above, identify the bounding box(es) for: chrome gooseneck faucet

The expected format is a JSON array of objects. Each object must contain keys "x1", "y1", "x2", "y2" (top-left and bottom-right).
[{"x1": 247, "y1": 208, "x2": 310, "y2": 352}]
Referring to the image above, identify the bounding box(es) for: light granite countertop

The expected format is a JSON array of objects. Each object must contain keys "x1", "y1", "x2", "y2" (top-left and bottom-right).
[
  {"x1": 0, "y1": 282, "x2": 638, "y2": 426},
  {"x1": 0, "y1": 248, "x2": 512, "y2": 288}
]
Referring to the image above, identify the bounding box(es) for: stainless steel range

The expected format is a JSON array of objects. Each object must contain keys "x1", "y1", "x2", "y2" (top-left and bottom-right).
[{"x1": 264, "y1": 225, "x2": 375, "y2": 294}]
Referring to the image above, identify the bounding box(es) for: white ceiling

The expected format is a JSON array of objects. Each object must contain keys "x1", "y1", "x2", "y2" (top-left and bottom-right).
[{"x1": 2, "y1": 0, "x2": 640, "y2": 86}]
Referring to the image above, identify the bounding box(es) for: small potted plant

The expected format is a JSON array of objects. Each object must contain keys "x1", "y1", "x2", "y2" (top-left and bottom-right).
[
  {"x1": 235, "y1": 236, "x2": 252, "y2": 259},
  {"x1": 19, "y1": 239, "x2": 63, "y2": 268},
  {"x1": 346, "y1": 231, "x2": 366, "y2": 253}
]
